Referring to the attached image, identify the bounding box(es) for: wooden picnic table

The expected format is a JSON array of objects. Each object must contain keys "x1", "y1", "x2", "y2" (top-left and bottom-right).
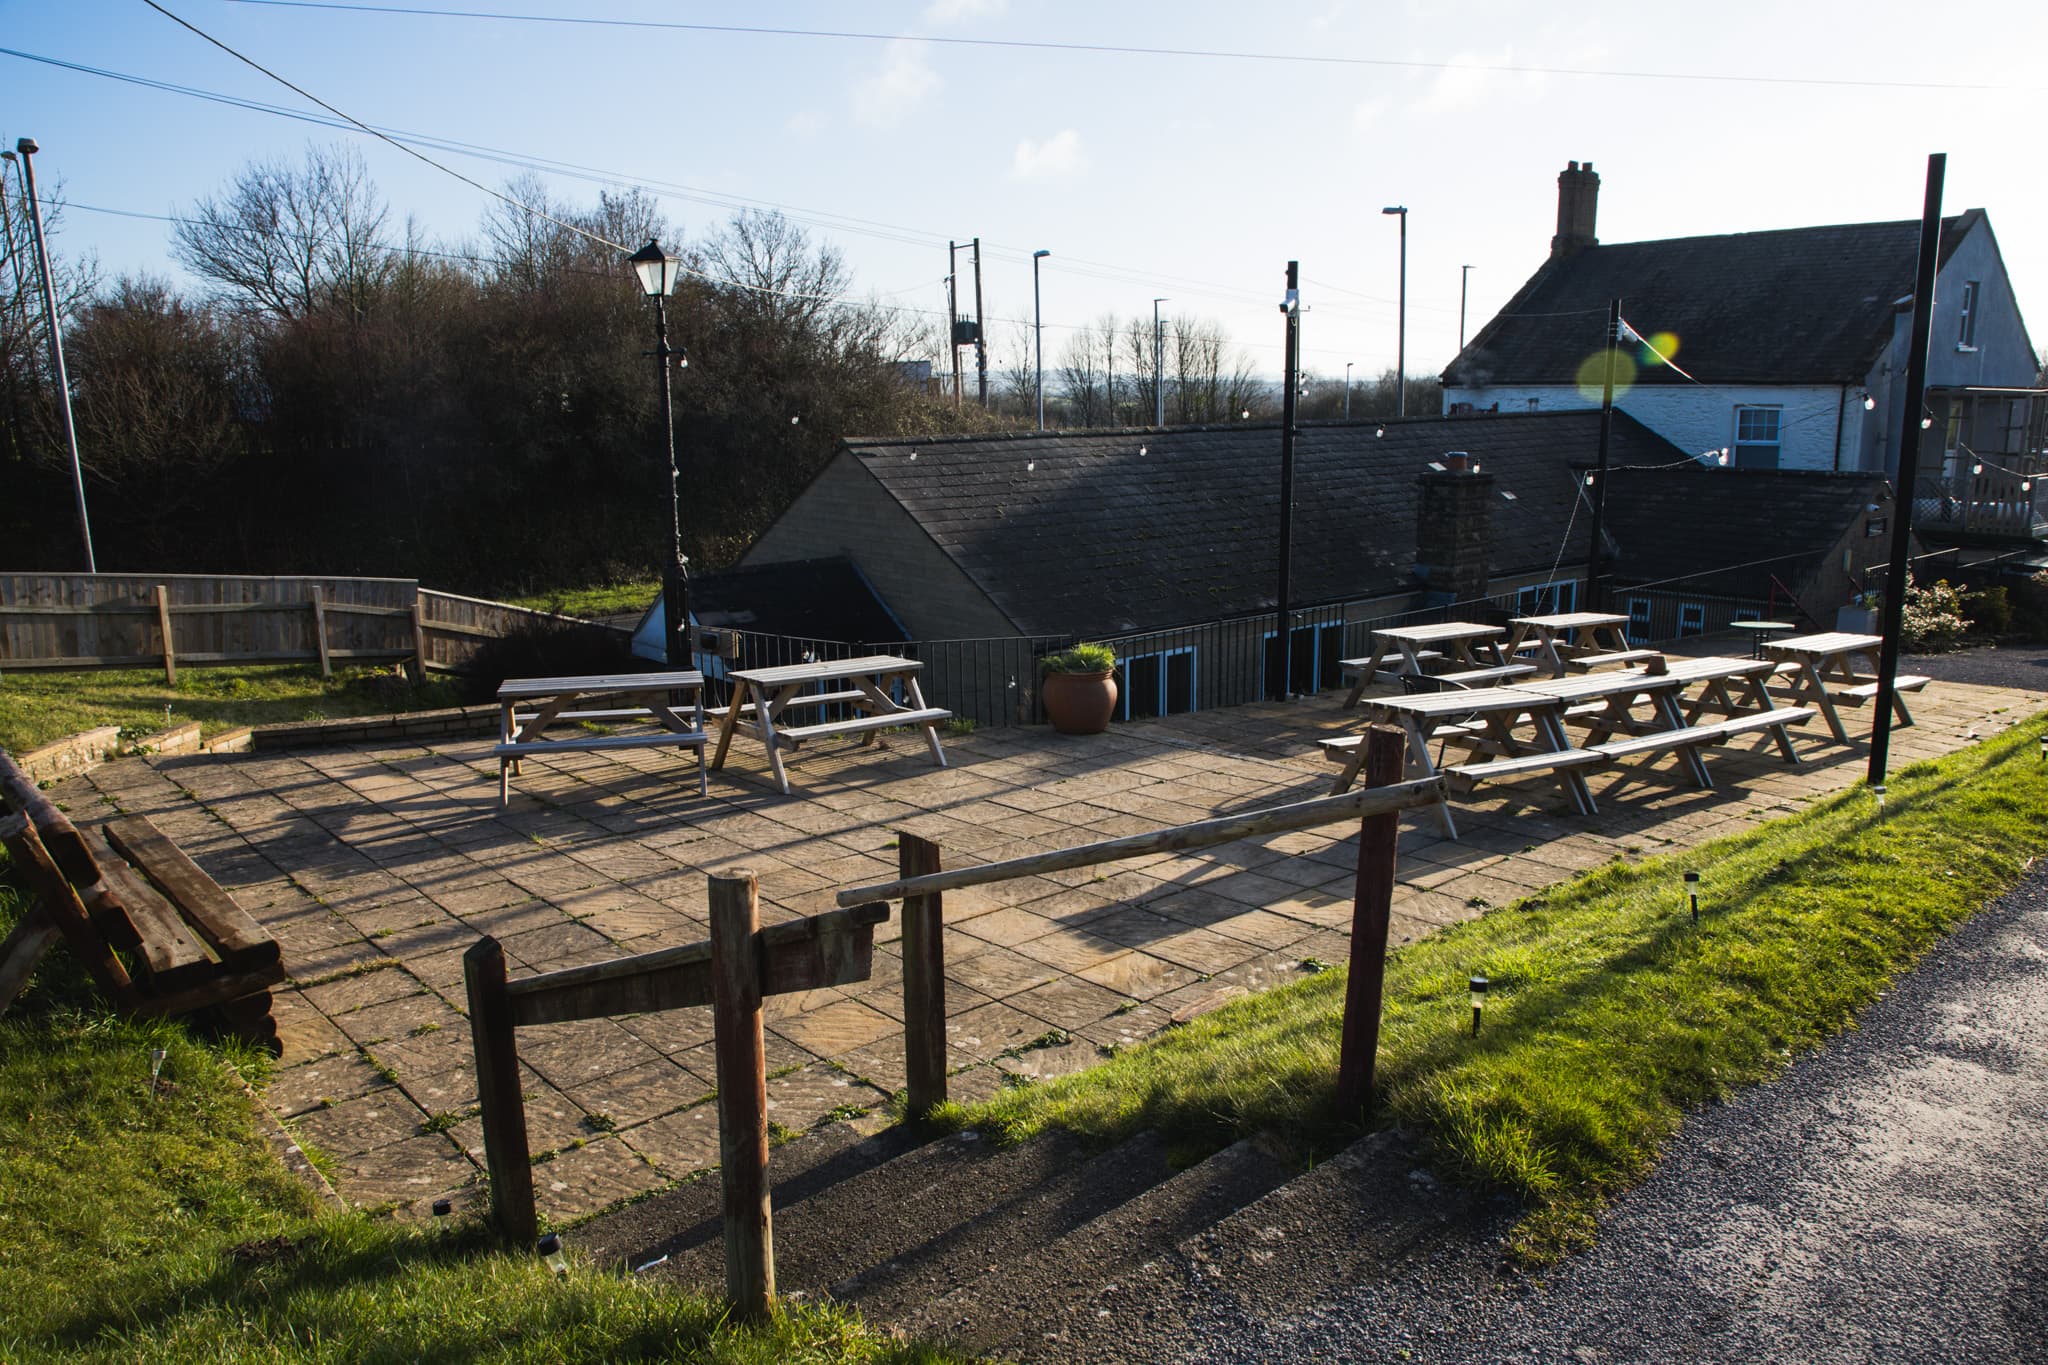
[
  {"x1": 709, "y1": 654, "x2": 952, "y2": 795},
  {"x1": 1326, "y1": 685, "x2": 1596, "y2": 837},
  {"x1": 1524, "y1": 658, "x2": 1811, "y2": 770},
  {"x1": 494, "y1": 670, "x2": 707, "y2": 807},
  {"x1": 1761, "y1": 632, "x2": 1927, "y2": 744},
  {"x1": 1503, "y1": 611, "x2": 1636, "y2": 677},
  {"x1": 1339, "y1": 621, "x2": 1533, "y2": 706}
]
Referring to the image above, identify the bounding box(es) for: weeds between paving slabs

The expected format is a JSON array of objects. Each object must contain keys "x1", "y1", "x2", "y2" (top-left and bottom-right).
[
  {"x1": 947, "y1": 714, "x2": 2048, "y2": 1264},
  {"x1": 0, "y1": 866, "x2": 962, "y2": 1364}
]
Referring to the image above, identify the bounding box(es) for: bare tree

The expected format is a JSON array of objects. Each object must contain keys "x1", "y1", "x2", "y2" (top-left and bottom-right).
[
  {"x1": 173, "y1": 144, "x2": 391, "y2": 322},
  {"x1": 1056, "y1": 314, "x2": 1123, "y2": 427}
]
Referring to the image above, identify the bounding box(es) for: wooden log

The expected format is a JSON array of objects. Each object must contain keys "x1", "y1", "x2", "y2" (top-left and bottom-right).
[
  {"x1": 1336, "y1": 726, "x2": 1404, "y2": 1116},
  {"x1": 0, "y1": 748, "x2": 101, "y2": 890},
  {"x1": 156, "y1": 584, "x2": 177, "y2": 686},
  {"x1": 898, "y1": 833, "x2": 947, "y2": 1120},
  {"x1": 100, "y1": 817, "x2": 280, "y2": 972},
  {"x1": 463, "y1": 936, "x2": 536, "y2": 1246},
  {"x1": 709, "y1": 872, "x2": 774, "y2": 1322},
  {"x1": 0, "y1": 902, "x2": 60, "y2": 1015},
  {"x1": 309, "y1": 587, "x2": 332, "y2": 679},
  {"x1": 86, "y1": 832, "x2": 217, "y2": 993},
  {"x1": 0, "y1": 813, "x2": 139, "y2": 1011},
  {"x1": 835, "y1": 775, "x2": 1447, "y2": 907}
]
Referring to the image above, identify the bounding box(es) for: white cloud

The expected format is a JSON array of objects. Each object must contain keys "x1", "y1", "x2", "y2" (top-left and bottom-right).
[
  {"x1": 1011, "y1": 128, "x2": 1086, "y2": 180},
  {"x1": 853, "y1": 40, "x2": 941, "y2": 127},
  {"x1": 785, "y1": 110, "x2": 825, "y2": 136},
  {"x1": 923, "y1": 0, "x2": 1006, "y2": 22},
  {"x1": 1418, "y1": 48, "x2": 1547, "y2": 114}
]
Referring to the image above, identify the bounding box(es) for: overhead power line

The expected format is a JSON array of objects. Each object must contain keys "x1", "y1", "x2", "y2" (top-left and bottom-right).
[{"x1": 223, "y1": 0, "x2": 2040, "y2": 93}]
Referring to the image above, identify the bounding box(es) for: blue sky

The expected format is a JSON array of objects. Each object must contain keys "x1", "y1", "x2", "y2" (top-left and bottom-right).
[{"x1": 7, "y1": 0, "x2": 2045, "y2": 382}]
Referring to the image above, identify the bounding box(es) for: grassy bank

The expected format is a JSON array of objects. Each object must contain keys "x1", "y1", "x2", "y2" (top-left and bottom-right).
[
  {"x1": 949, "y1": 715, "x2": 2048, "y2": 1261},
  {"x1": 0, "y1": 664, "x2": 465, "y2": 754},
  {"x1": 0, "y1": 873, "x2": 958, "y2": 1363},
  {"x1": 505, "y1": 578, "x2": 661, "y2": 622}
]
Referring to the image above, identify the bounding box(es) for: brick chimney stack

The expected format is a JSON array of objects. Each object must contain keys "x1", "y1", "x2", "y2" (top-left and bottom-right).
[
  {"x1": 1414, "y1": 456, "x2": 1495, "y2": 606},
  {"x1": 1551, "y1": 160, "x2": 1600, "y2": 259}
]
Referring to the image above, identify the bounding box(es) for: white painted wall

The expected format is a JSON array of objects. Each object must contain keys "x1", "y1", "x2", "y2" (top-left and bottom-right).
[{"x1": 1442, "y1": 383, "x2": 1866, "y2": 471}]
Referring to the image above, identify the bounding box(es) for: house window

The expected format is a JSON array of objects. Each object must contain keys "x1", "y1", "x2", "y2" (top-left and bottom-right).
[
  {"x1": 1733, "y1": 407, "x2": 1781, "y2": 468},
  {"x1": 1261, "y1": 622, "x2": 1345, "y2": 697},
  {"x1": 1517, "y1": 580, "x2": 1577, "y2": 616},
  {"x1": 1121, "y1": 647, "x2": 1197, "y2": 720},
  {"x1": 1525, "y1": 397, "x2": 1540, "y2": 412},
  {"x1": 1677, "y1": 601, "x2": 1706, "y2": 637},
  {"x1": 1625, "y1": 597, "x2": 1653, "y2": 645},
  {"x1": 1957, "y1": 280, "x2": 1980, "y2": 349}
]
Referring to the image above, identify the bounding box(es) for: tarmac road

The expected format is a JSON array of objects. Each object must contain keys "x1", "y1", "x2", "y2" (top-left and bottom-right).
[{"x1": 1191, "y1": 858, "x2": 2048, "y2": 1365}]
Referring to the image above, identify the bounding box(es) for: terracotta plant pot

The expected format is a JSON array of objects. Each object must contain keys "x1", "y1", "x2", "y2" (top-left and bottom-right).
[{"x1": 1042, "y1": 668, "x2": 1118, "y2": 735}]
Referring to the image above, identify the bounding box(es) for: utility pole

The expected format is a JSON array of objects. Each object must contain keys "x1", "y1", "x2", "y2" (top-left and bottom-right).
[
  {"x1": 1869, "y1": 153, "x2": 1947, "y2": 789},
  {"x1": 1274, "y1": 261, "x2": 1302, "y2": 701},
  {"x1": 1383, "y1": 205, "x2": 1408, "y2": 417},
  {"x1": 947, "y1": 241, "x2": 962, "y2": 409},
  {"x1": 1153, "y1": 297, "x2": 1168, "y2": 426},
  {"x1": 1583, "y1": 298, "x2": 1621, "y2": 612},
  {"x1": 1459, "y1": 264, "x2": 1473, "y2": 352},
  {"x1": 1033, "y1": 249, "x2": 1049, "y2": 431},
  {"x1": 972, "y1": 238, "x2": 988, "y2": 408},
  {"x1": 16, "y1": 138, "x2": 93, "y2": 572}
]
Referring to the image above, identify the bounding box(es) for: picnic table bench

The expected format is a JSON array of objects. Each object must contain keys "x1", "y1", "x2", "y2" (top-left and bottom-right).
[
  {"x1": 494, "y1": 670, "x2": 708, "y2": 806},
  {"x1": 710, "y1": 654, "x2": 952, "y2": 795},
  {"x1": 1340, "y1": 622, "x2": 1531, "y2": 706},
  {"x1": 0, "y1": 749, "x2": 283, "y2": 1047},
  {"x1": 1761, "y1": 632, "x2": 1928, "y2": 743},
  {"x1": 1504, "y1": 611, "x2": 1637, "y2": 677}
]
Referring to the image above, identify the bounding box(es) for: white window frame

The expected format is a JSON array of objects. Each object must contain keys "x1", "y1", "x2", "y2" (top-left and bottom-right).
[
  {"x1": 1260, "y1": 621, "x2": 1343, "y2": 697},
  {"x1": 1516, "y1": 580, "x2": 1578, "y2": 616},
  {"x1": 1119, "y1": 645, "x2": 1198, "y2": 720},
  {"x1": 1732, "y1": 406, "x2": 1782, "y2": 469},
  {"x1": 1625, "y1": 596, "x2": 1653, "y2": 645},
  {"x1": 1677, "y1": 601, "x2": 1707, "y2": 637},
  {"x1": 1957, "y1": 279, "x2": 1980, "y2": 350}
]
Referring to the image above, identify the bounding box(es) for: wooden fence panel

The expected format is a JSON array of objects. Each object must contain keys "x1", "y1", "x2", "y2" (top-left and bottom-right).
[{"x1": 416, "y1": 589, "x2": 630, "y2": 673}]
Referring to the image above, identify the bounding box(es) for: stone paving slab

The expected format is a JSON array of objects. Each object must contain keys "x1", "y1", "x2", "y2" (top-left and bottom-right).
[{"x1": 46, "y1": 671, "x2": 2045, "y2": 1221}]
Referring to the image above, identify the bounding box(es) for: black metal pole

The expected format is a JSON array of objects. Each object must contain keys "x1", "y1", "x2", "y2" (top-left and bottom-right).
[
  {"x1": 1869, "y1": 153, "x2": 1947, "y2": 788},
  {"x1": 947, "y1": 240, "x2": 962, "y2": 409},
  {"x1": 1584, "y1": 298, "x2": 1620, "y2": 612},
  {"x1": 1395, "y1": 214, "x2": 1407, "y2": 417},
  {"x1": 653, "y1": 293, "x2": 690, "y2": 667},
  {"x1": 973, "y1": 237, "x2": 988, "y2": 409},
  {"x1": 1274, "y1": 261, "x2": 1301, "y2": 701}
]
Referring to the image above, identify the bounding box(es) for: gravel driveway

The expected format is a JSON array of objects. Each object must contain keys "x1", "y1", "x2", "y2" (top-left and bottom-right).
[{"x1": 1189, "y1": 858, "x2": 2048, "y2": 1365}]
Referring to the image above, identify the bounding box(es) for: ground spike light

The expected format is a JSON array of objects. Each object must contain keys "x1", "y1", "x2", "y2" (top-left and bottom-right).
[
  {"x1": 1684, "y1": 870, "x2": 1700, "y2": 925},
  {"x1": 149, "y1": 1046, "x2": 167, "y2": 1094},
  {"x1": 1468, "y1": 974, "x2": 1488, "y2": 1036},
  {"x1": 538, "y1": 1232, "x2": 567, "y2": 1275}
]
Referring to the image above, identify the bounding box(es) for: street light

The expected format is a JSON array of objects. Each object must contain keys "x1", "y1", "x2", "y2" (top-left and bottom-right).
[
  {"x1": 1033, "y1": 249, "x2": 1051, "y2": 431},
  {"x1": 628, "y1": 238, "x2": 690, "y2": 667},
  {"x1": 1344, "y1": 361, "x2": 1354, "y2": 419},
  {"x1": 1459, "y1": 263, "x2": 1473, "y2": 352},
  {"x1": 1152, "y1": 297, "x2": 1169, "y2": 426},
  {"x1": 1382, "y1": 206, "x2": 1407, "y2": 418}
]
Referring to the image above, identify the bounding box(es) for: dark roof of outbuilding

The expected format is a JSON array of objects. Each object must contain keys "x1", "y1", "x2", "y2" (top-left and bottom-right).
[
  {"x1": 836, "y1": 411, "x2": 1687, "y2": 637},
  {"x1": 1600, "y1": 466, "x2": 1888, "y2": 598},
  {"x1": 689, "y1": 555, "x2": 906, "y2": 642},
  {"x1": 1445, "y1": 211, "x2": 1982, "y2": 389}
]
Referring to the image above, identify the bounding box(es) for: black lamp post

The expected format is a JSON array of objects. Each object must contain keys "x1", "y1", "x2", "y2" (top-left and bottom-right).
[{"x1": 630, "y1": 239, "x2": 690, "y2": 667}]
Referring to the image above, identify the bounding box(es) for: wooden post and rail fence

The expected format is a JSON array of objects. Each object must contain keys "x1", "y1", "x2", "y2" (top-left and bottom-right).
[
  {"x1": 464, "y1": 728, "x2": 1431, "y2": 1318},
  {"x1": 0, "y1": 573, "x2": 628, "y2": 681}
]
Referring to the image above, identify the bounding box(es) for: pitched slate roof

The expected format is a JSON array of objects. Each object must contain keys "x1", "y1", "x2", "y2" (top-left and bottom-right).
[
  {"x1": 1445, "y1": 211, "x2": 1982, "y2": 389},
  {"x1": 838, "y1": 412, "x2": 1686, "y2": 637},
  {"x1": 688, "y1": 555, "x2": 906, "y2": 642},
  {"x1": 1599, "y1": 466, "x2": 1888, "y2": 598}
]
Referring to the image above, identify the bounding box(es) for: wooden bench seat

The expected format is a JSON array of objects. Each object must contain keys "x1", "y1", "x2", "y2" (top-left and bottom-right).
[
  {"x1": 1566, "y1": 649, "x2": 1663, "y2": 672},
  {"x1": 1836, "y1": 675, "x2": 1930, "y2": 703},
  {"x1": 1591, "y1": 706, "x2": 1814, "y2": 760},
  {"x1": 702, "y1": 689, "x2": 872, "y2": 719},
  {"x1": 1444, "y1": 748, "x2": 1604, "y2": 788},
  {"x1": 493, "y1": 730, "x2": 707, "y2": 758},
  {"x1": 1, "y1": 748, "x2": 284, "y2": 1049},
  {"x1": 774, "y1": 708, "x2": 952, "y2": 745},
  {"x1": 1428, "y1": 663, "x2": 1539, "y2": 688}
]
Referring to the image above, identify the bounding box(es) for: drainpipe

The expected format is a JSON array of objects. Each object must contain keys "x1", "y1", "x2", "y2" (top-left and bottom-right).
[{"x1": 1832, "y1": 384, "x2": 1849, "y2": 472}]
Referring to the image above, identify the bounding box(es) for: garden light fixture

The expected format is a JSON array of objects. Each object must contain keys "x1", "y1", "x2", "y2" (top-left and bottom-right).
[
  {"x1": 538, "y1": 1232, "x2": 567, "y2": 1275},
  {"x1": 1469, "y1": 974, "x2": 1488, "y2": 1036},
  {"x1": 1684, "y1": 870, "x2": 1699, "y2": 925}
]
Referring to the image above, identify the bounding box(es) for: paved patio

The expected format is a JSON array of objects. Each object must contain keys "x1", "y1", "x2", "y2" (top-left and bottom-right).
[{"x1": 49, "y1": 671, "x2": 2045, "y2": 1221}]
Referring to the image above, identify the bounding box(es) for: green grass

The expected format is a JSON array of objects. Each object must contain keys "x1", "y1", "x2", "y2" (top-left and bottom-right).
[
  {"x1": 0, "y1": 664, "x2": 466, "y2": 754},
  {"x1": 0, "y1": 869, "x2": 963, "y2": 1363},
  {"x1": 504, "y1": 579, "x2": 662, "y2": 622},
  {"x1": 945, "y1": 715, "x2": 2048, "y2": 1262}
]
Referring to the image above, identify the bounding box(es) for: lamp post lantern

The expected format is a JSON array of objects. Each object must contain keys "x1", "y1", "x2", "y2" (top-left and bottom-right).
[
  {"x1": 1033, "y1": 249, "x2": 1050, "y2": 431},
  {"x1": 1382, "y1": 205, "x2": 1408, "y2": 418},
  {"x1": 629, "y1": 238, "x2": 690, "y2": 667}
]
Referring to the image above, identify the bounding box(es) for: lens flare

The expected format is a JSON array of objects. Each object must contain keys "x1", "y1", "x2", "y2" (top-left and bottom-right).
[
  {"x1": 1576, "y1": 350, "x2": 1638, "y2": 401},
  {"x1": 1642, "y1": 331, "x2": 1680, "y2": 365}
]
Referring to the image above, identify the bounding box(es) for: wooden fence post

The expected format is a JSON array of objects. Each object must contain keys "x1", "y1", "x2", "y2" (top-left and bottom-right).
[
  {"x1": 409, "y1": 594, "x2": 430, "y2": 683},
  {"x1": 709, "y1": 872, "x2": 774, "y2": 1322},
  {"x1": 899, "y1": 832, "x2": 947, "y2": 1120},
  {"x1": 463, "y1": 935, "x2": 536, "y2": 1246},
  {"x1": 1336, "y1": 725, "x2": 1405, "y2": 1116},
  {"x1": 308, "y1": 587, "x2": 332, "y2": 680},
  {"x1": 155, "y1": 584, "x2": 177, "y2": 686}
]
